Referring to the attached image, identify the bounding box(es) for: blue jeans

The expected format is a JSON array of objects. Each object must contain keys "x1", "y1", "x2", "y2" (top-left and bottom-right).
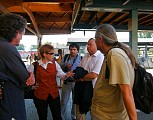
[{"x1": 61, "y1": 82, "x2": 76, "y2": 120}]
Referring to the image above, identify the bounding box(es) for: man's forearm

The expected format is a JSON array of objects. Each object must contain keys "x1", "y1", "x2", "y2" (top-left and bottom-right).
[
  {"x1": 82, "y1": 72, "x2": 98, "y2": 81},
  {"x1": 120, "y1": 84, "x2": 137, "y2": 120}
]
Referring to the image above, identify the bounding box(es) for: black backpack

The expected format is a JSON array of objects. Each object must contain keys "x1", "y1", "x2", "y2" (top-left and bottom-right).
[
  {"x1": 105, "y1": 48, "x2": 153, "y2": 114},
  {"x1": 106, "y1": 62, "x2": 153, "y2": 114},
  {"x1": 133, "y1": 64, "x2": 153, "y2": 114}
]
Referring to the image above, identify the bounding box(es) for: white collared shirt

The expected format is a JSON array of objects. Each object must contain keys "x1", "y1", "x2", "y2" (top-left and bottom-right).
[
  {"x1": 28, "y1": 60, "x2": 66, "y2": 79},
  {"x1": 80, "y1": 50, "x2": 104, "y2": 87}
]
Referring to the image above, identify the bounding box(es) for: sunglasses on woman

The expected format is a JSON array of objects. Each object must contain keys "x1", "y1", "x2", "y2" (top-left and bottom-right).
[{"x1": 46, "y1": 52, "x2": 54, "y2": 55}]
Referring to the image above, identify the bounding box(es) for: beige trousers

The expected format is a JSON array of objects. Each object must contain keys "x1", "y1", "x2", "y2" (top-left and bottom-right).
[{"x1": 76, "y1": 105, "x2": 86, "y2": 120}]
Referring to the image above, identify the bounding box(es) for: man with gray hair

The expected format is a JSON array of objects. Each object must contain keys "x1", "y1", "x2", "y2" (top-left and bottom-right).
[{"x1": 91, "y1": 24, "x2": 137, "y2": 120}]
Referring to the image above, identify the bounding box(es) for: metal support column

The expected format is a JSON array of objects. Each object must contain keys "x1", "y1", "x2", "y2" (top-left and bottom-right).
[
  {"x1": 128, "y1": 9, "x2": 138, "y2": 58},
  {"x1": 145, "y1": 44, "x2": 148, "y2": 58},
  {"x1": 37, "y1": 35, "x2": 42, "y2": 49}
]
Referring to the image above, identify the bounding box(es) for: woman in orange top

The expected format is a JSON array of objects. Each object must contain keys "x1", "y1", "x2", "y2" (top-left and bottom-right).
[{"x1": 28, "y1": 44, "x2": 74, "y2": 120}]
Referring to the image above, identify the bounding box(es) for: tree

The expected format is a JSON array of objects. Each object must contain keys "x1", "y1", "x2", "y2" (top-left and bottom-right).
[
  {"x1": 138, "y1": 32, "x2": 153, "y2": 38},
  {"x1": 30, "y1": 45, "x2": 38, "y2": 51},
  {"x1": 44, "y1": 42, "x2": 52, "y2": 45},
  {"x1": 16, "y1": 44, "x2": 25, "y2": 51}
]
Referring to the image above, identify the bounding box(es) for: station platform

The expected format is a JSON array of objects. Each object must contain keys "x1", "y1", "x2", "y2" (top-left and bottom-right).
[
  {"x1": 25, "y1": 89, "x2": 91, "y2": 120},
  {"x1": 25, "y1": 72, "x2": 153, "y2": 120},
  {"x1": 25, "y1": 91, "x2": 153, "y2": 120}
]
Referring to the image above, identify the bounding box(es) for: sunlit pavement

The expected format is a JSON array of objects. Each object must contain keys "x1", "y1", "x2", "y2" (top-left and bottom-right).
[
  {"x1": 25, "y1": 92, "x2": 153, "y2": 120},
  {"x1": 25, "y1": 89, "x2": 91, "y2": 120},
  {"x1": 25, "y1": 69, "x2": 153, "y2": 120}
]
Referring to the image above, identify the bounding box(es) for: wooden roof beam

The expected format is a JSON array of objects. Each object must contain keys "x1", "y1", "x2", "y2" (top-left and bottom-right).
[
  {"x1": 122, "y1": 0, "x2": 131, "y2": 5},
  {"x1": 98, "y1": 12, "x2": 111, "y2": 23},
  {"x1": 75, "y1": 11, "x2": 84, "y2": 24},
  {"x1": 139, "y1": 16, "x2": 153, "y2": 25},
  {"x1": 39, "y1": 28, "x2": 71, "y2": 35},
  {"x1": 108, "y1": 13, "x2": 123, "y2": 24},
  {"x1": 83, "y1": 0, "x2": 153, "y2": 11},
  {"x1": 26, "y1": 26, "x2": 37, "y2": 35},
  {"x1": 0, "y1": 0, "x2": 22, "y2": 8},
  {"x1": 22, "y1": 3, "x2": 41, "y2": 38},
  {"x1": 0, "y1": 3, "x2": 37, "y2": 36},
  {"x1": 71, "y1": 0, "x2": 81, "y2": 31},
  {"x1": 113, "y1": 14, "x2": 129, "y2": 25},
  {"x1": 36, "y1": 16, "x2": 71, "y2": 23},
  {"x1": 138, "y1": 14, "x2": 153, "y2": 24},
  {"x1": 86, "y1": 11, "x2": 98, "y2": 24},
  {"x1": 23, "y1": 0, "x2": 75, "y2": 3},
  {"x1": 0, "y1": 3, "x2": 9, "y2": 13},
  {"x1": 8, "y1": 4, "x2": 73, "y2": 12},
  {"x1": 61, "y1": 23, "x2": 69, "y2": 29}
]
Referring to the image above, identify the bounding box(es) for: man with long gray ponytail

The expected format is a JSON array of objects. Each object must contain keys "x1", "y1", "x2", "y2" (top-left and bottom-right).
[{"x1": 91, "y1": 24, "x2": 137, "y2": 120}]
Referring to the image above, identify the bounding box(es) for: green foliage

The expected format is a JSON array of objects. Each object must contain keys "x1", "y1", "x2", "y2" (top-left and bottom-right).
[
  {"x1": 30, "y1": 45, "x2": 38, "y2": 51},
  {"x1": 16, "y1": 44, "x2": 25, "y2": 51},
  {"x1": 138, "y1": 32, "x2": 153, "y2": 38},
  {"x1": 44, "y1": 42, "x2": 52, "y2": 44}
]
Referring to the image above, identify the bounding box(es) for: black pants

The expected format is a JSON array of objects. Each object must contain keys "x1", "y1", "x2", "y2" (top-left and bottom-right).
[{"x1": 33, "y1": 94, "x2": 62, "y2": 120}]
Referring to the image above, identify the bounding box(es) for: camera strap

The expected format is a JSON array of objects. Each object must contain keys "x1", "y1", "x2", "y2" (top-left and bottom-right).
[{"x1": 65, "y1": 54, "x2": 78, "y2": 67}]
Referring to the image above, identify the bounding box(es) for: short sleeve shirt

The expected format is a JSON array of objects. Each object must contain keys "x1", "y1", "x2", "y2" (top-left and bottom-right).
[
  {"x1": 80, "y1": 50, "x2": 104, "y2": 87},
  {"x1": 91, "y1": 48, "x2": 134, "y2": 120}
]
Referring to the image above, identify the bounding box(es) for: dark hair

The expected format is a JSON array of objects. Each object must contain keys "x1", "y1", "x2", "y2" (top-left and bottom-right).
[
  {"x1": 69, "y1": 43, "x2": 80, "y2": 51},
  {"x1": 58, "y1": 49, "x2": 62, "y2": 54},
  {"x1": 39, "y1": 44, "x2": 54, "y2": 58},
  {"x1": 0, "y1": 13, "x2": 27, "y2": 42},
  {"x1": 88, "y1": 38, "x2": 95, "y2": 41}
]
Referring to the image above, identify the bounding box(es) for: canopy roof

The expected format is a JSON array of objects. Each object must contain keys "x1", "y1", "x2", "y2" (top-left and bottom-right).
[{"x1": 1, "y1": 0, "x2": 153, "y2": 37}]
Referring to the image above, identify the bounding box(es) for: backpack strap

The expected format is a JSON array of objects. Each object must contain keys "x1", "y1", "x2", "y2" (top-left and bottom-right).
[
  {"x1": 105, "y1": 61, "x2": 110, "y2": 79},
  {"x1": 64, "y1": 54, "x2": 69, "y2": 62},
  {"x1": 105, "y1": 48, "x2": 114, "y2": 79},
  {"x1": 105, "y1": 47, "x2": 120, "y2": 79}
]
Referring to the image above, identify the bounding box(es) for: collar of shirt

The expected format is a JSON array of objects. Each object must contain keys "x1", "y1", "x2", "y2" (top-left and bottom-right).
[
  {"x1": 38, "y1": 60, "x2": 53, "y2": 69},
  {"x1": 94, "y1": 50, "x2": 101, "y2": 56},
  {"x1": 89, "y1": 50, "x2": 100, "y2": 57}
]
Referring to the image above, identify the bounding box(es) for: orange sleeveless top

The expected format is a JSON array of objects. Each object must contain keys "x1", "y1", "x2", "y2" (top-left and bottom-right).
[{"x1": 34, "y1": 61, "x2": 58, "y2": 100}]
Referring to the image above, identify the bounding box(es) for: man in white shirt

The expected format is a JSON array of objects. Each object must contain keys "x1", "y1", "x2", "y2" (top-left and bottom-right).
[{"x1": 74, "y1": 38, "x2": 104, "y2": 120}]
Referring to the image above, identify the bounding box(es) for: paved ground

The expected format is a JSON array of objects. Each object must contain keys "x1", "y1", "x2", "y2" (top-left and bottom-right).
[
  {"x1": 25, "y1": 89, "x2": 91, "y2": 120},
  {"x1": 25, "y1": 92, "x2": 153, "y2": 120},
  {"x1": 25, "y1": 74, "x2": 153, "y2": 120}
]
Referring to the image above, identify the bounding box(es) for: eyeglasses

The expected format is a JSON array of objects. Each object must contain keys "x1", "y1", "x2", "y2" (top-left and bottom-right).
[{"x1": 46, "y1": 52, "x2": 54, "y2": 55}]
